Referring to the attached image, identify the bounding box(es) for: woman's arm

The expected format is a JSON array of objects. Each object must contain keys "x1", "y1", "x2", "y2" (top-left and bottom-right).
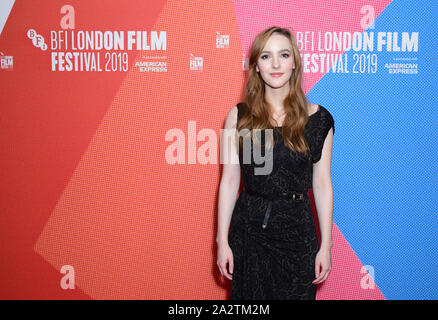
[
  {"x1": 216, "y1": 105, "x2": 241, "y2": 245},
  {"x1": 312, "y1": 127, "x2": 334, "y2": 284},
  {"x1": 216, "y1": 106, "x2": 241, "y2": 280}
]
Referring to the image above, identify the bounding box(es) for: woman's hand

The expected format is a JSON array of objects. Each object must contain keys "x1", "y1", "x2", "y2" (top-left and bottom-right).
[
  {"x1": 312, "y1": 246, "x2": 332, "y2": 284},
  {"x1": 217, "y1": 242, "x2": 234, "y2": 280}
]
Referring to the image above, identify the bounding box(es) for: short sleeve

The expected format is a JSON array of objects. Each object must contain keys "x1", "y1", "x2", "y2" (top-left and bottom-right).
[
  {"x1": 236, "y1": 102, "x2": 246, "y2": 125},
  {"x1": 311, "y1": 107, "x2": 335, "y2": 163}
]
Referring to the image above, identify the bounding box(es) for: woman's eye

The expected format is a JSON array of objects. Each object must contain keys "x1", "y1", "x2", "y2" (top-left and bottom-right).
[{"x1": 260, "y1": 53, "x2": 289, "y2": 60}]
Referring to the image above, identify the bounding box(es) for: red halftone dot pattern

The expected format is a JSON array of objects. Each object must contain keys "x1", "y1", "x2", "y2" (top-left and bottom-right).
[
  {"x1": 1, "y1": 0, "x2": 168, "y2": 299},
  {"x1": 34, "y1": 0, "x2": 243, "y2": 299}
]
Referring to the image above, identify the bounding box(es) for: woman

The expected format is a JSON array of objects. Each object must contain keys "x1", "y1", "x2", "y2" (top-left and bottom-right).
[{"x1": 216, "y1": 26, "x2": 335, "y2": 300}]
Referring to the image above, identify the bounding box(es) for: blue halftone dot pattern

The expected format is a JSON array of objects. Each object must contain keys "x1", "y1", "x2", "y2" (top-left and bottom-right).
[{"x1": 307, "y1": 0, "x2": 437, "y2": 299}]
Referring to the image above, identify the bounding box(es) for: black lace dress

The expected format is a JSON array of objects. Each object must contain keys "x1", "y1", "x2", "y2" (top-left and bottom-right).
[{"x1": 228, "y1": 102, "x2": 335, "y2": 300}]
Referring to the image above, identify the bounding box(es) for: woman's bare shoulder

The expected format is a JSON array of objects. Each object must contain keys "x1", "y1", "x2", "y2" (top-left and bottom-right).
[
  {"x1": 224, "y1": 104, "x2": 239, "y2": 129},
  {"x1": 308, "y1": 103, "x2": 320, "y2": 117}
]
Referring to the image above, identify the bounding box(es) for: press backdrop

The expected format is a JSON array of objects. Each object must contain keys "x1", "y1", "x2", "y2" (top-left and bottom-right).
[{"x1": 0, "y1": 0, "x2": 436, "y2": 300}]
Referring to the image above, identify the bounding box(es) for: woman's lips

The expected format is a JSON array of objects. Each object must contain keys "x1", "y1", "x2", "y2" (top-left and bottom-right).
[{"x1": 270, "y1": 73, "x2": 284, "y2": 77}]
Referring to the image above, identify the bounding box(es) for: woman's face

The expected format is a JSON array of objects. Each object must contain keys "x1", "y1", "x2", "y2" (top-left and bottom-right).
[{"x1": 256, "y1": 33, "x2": 295, "y2": 90}]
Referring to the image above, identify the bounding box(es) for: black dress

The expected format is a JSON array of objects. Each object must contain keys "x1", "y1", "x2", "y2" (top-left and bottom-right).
[{"x1": 228, "y1": 102, "x2": 335, "y2": 300}]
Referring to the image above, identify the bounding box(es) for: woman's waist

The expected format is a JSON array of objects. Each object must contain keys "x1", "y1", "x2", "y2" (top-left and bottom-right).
[{"x1": 242, "y1": 187, "x2": 309, "y2": 202}]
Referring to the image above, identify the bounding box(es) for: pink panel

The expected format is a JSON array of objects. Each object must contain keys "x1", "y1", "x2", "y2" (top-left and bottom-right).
[
  {"x1": 233, "y1": 0, "x2": 392, "y2": 299},
  {"x1": 316, "y1": 224, "x2": 385, "y2": 300},
  {"x1": 232, "y1": 0, "x2": 392, "y2": 92}
]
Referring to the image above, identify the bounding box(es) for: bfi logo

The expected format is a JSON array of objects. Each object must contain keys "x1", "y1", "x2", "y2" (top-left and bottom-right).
[
  {"x1": 0, "y1": 52, "x2": 13, "y2": 70},
  {"x1": 190, "y1": 53, "x2": 203, "y2": 71},
  {"x1": 216, "y1": 32, "x2": 229, "y2": 49},
  {"x1": 242, "y1": 53, "x2": 249, "y2": 71}
]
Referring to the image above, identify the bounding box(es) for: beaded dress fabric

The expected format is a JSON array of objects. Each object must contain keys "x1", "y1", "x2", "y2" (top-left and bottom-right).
[{"x1": 228, "y1": 102, "x2": 335, "y2": 300}]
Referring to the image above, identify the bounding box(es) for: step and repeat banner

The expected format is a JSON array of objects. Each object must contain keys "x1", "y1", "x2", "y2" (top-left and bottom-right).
[{"x1": 0, "y1": 0, "x2": 436, "y2": 300}]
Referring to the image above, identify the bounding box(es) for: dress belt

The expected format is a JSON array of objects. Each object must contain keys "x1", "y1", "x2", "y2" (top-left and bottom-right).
[{"x1": 243, "y1": 188, "x2": 306, "y2": 229}]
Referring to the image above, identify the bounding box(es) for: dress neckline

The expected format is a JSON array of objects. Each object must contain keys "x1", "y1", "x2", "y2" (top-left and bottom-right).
[{"x1": 274, "y1": 104, "x2": 321, "y2": 128}]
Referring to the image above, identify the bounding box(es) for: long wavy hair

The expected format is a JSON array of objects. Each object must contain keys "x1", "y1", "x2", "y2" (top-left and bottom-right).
[{"x1": 238, "y1": 26, "x2": 311, "y2": 156}]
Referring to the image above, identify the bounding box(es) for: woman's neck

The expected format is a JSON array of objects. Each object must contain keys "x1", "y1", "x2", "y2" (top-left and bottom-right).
[{"x1": 264, "y1": 84, "x2": 290, "y2": 113}]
